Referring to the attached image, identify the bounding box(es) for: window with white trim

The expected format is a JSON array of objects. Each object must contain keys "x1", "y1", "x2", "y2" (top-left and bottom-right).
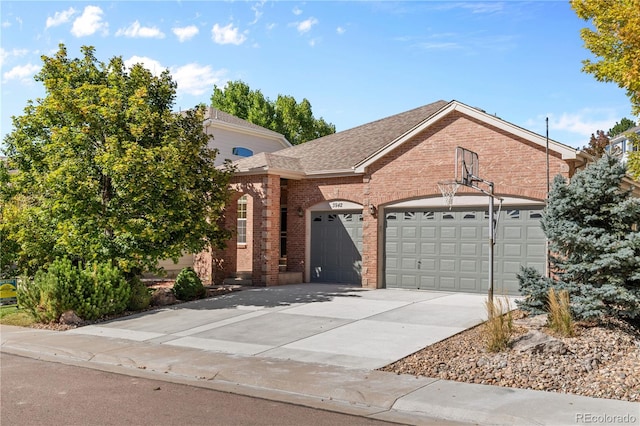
[{"x1": 237, "y1": 195, "x2": 248, "y2": 244}]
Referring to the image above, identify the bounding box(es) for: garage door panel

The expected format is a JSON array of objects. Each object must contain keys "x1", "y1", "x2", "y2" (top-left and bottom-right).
[
  {"x1": 385, "y1": 207, "x2": 545, "y2": 295},
  {"x1": 440, "y1": 259, "x2": 456, "y2": 271},
  {"x1": 401, "y1": 258, "x2": 416, "y2": 269},
  {"x1": 503, "y1": 244, "x2": 522, "y2": 257},
  {"x1": 420, "y1": 226, "x2": 436, "y2": 238},
  {"x1": 440, "y1": 227, "x2": 457, "y2": 238},
  {"x1": 527, "y1": 245, "x2": 546, "y2": 257},
  {"x1": 503, "y1": 226, "x2": 523, "y2": 239},
  {"x1": 439, "y1": 276, "x2": 456, "y2": 289},
  {"x1": 420, "y1": 275, "x2": 437, "y2": 290},
  {"x1": 440, "y1": 243, "x2": 456, "y2": 255},
  {"x1": 401, "y1": 274, "x2": 417, "y2": 287},
  {"x1": 460, "y1": 226, "x2": 479, "y2": 238},
  {"x1": 311, "y1": 211, "x2": 363, "y2": 284},
  {"x1": 503, "y1": 260, "x2": 522, "y2": 273},
  {"x1": 402, "y1": 227, "x2": 418, "y2": 238},
  {"x1": 460, "y1": 243, "x2": 478, "y2": 256},
  {"x1": 421, "y1": 242, "x2": 436, "y2": 254},
  {"x1": 421, "y1": 259, "x2": 436, "y2": 271},
  {"x1": 460, "y1": 277, "x2": 479, "y2": 291},
  {"x1": 460, "y1": 259, "x2": 479, "y2": 272}
]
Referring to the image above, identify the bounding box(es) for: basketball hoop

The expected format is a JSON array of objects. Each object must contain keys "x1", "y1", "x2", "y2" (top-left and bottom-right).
[{"x1": 437, "y1": 180, "x2": 460, "y2": 210}]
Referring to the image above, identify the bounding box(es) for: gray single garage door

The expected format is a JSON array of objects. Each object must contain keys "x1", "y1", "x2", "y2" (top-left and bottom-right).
[
  {"x1": 384, "y1": 208, "x2": 545, "y2": 295},
  {"x1": 310, "y1": 211, "x2": 363, "y2": 284}
]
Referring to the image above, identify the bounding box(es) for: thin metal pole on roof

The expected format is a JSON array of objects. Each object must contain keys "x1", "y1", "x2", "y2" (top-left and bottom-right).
[
  {"x1": 546, "y1": 117, "x2": 550, "y2": 194},
  {"x1": 546, "y1": 117, "x2": 551, "y2": 278}
]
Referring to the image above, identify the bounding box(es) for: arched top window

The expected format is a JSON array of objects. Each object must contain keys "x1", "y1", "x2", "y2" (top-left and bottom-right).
[{"x1": 232, "y1": 147, "x2": 253, "y2": 157}]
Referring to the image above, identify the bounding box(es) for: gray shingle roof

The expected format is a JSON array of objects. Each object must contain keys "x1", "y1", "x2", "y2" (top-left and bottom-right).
[
  {"x1": 233, "y1": 100, "x2": 449, "y2": 175},
  {"x1": 205, "y1": 107, "x2": 287, "y2": 140}
]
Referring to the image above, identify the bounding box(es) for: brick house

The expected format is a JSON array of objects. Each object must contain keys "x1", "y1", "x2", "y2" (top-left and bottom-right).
[{"x1": 196, "y1": 100, "x2": 591, "y2": 295}]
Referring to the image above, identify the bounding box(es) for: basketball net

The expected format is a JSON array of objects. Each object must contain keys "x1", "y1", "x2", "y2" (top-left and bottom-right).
[{"x1": 437, "y1": 180, "x2": 460, "y2": 210}]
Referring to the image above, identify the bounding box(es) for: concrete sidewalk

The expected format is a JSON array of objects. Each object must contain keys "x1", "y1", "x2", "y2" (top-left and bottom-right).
[{"x1": 1, "y1": 285, "x2": 638, "y2": 425}]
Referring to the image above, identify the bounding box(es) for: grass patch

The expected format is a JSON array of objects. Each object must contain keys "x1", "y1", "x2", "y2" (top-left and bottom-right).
[
  {"x1": 547, "y1": 288, "x2": 575, "y2": 337},
  {"x1": 483, "y1": 297, "x2": 514, "y2": 352},
  {"x1": 0, "y1": 305, "x2": 36, "y2": 327}
]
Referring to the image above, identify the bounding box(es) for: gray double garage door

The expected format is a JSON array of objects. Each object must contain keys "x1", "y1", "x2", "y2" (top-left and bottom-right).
[{"x1": 310, "y1": 208, "x2": 546, "y2": 294}]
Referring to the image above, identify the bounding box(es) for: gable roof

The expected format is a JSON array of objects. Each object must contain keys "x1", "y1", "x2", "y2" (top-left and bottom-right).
[
  {"x1": 204, "y1": 107, "x2": 291, "y2": 148},
  {"x1": 232, "y1": 100, "x2": 581, "y2": 178}
]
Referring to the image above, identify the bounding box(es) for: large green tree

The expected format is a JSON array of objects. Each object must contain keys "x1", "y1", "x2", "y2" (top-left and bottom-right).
[
  {"x1": 608, "y1": 117, "x2": 637, "y2": 137},
  {"x1": 211, "y1": 80, "x2": 335, "y2": 145},
  {"x1": 571, "y1": 0, "x2": 640, "y2": 116},
  {"x1": 1, "y1": 45, "x2": 233, "y2": 276}
]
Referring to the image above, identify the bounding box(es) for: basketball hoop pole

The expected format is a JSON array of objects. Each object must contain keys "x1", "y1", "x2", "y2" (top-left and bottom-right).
[{"x1": 466, "y1": 176, "x2": 500, "y2": 305}]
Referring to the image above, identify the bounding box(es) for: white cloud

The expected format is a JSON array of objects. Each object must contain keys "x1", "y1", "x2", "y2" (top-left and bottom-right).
[
  {"x1": 0, "y1": 48, "x2": 29, "y2": 67},
  {"x1": 46, "y1": 7, "x2": 76, "y2": 29},
  {"x1": 172, "y1": 25, "x2": 199, "y2": 42},
  {"x1": 211, "y1": 23, "x2": 247, "y2": 45},
  {"x1": 173, "y1": 63, "x2": 227, "y2": 96},
  {"x1": 116, "y1": 21, "x2": 164, "y2": 39},
  {"x1": 292, "y1": 7, "x2": 303, "y2": 16},
  {"x1": 526, "y1": 109, "x2": 620, "y2": 146},
  {"x1": 124, "y1": 56, "x2": 166, "y2": 77},
  {"x1": 71, "y1": 6, "x2": 108, "y2": 37},
  {"x1": 336, "y1": 26, "x2": 346, "y2": 35},
  {"x1": 2, "y1": 63, "x2": 40, "y2": 84},
  {"x1": 549, "y1": 111, "x2": 617, "y2": 137},
  {"x1": 416, "y1": 41, "x2": 462, "y2": 50},
  {"x1": 122, "y1": 56, "x2": 226, "y2": 96},
  {"x1": 250, "y1": 1, "x2": 266, "y2": 25},
  {"x1": 296, "y1": 17, "x2": 318, "y2": 34}
]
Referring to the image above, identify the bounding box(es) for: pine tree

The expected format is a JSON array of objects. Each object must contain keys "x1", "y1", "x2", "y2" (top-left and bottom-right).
[{"x1": 517, "y1": 156, "x2": 640, "y2": 321}]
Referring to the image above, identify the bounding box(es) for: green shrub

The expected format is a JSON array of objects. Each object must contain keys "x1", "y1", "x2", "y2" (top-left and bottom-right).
[
  {"x1": 173, "y1": 268, "x2": 206, "y2": 301},
  {"x1": 127, "y1": 276, "x2": 151, "y2": 311},
  {"x1": 17, "y1": 258, "x2": 130, "y2": 323},
  {"x1": 18, "y1": 258, "x2": 80, "y2": 322},
  {"x1": 76, "y1": 262, "x2": 130, "y2": 320}
]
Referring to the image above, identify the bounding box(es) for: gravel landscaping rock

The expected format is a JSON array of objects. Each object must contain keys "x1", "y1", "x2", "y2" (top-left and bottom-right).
[{"x1": 380, "y1": 311, "x2": 640, "y2": 402}]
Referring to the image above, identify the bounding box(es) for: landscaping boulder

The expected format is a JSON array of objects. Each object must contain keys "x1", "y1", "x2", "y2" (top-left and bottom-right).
[
  {"x1": 151, "y1": 288, "x2": 178, "y2": 306},
  {"x1": 59, "y1": 310, "x2": 83, "y2": 325},
  {"x1": 512, "y1": 329, "x2": 569, "y2": 355}
]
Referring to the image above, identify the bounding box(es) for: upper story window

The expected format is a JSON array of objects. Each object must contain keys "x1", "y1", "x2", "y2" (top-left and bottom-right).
[{"x1": 232, "y1": 147, "x2": 253, "y2": 157}]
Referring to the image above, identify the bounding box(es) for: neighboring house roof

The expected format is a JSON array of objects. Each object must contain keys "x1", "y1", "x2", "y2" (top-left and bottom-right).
[
  {"x1": 610, "y1": 125, "x2": 640, "y2": 143},
  {"x1": 204, "y1": 107, "x2": 291, "y2": 148},
  {"x1": 233, "y1": 99, "x2": 581, "y2": 178}
]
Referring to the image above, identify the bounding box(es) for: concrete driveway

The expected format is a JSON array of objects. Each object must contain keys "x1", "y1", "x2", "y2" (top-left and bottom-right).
[{"x1": 68, "y1": 284, "x2": 493, "y2": 369}]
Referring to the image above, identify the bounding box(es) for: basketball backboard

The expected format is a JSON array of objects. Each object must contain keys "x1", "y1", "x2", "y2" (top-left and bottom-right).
[{"x1": 455, "y1": 146, "x2": 479, "y2": 186}]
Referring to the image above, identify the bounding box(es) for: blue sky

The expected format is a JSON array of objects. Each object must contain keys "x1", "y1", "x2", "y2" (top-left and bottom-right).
[{"x1": 1, "y1": 1, "x2": 636, "y2": 151}]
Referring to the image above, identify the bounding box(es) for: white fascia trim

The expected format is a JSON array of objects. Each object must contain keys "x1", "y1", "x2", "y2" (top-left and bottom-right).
[
  {"x1": 233, "y1": 167, "x2": 305, "y2": 180},
  {"x1": 303, "y1": 169, "x2": 361, "y2": 178},
  {"x1": 354, "y1": 100, "x2": 578, "y2": 173},
  {"x1": 205, "y1": 120, "x2": 291, "y2": 148},
  {"x1": 455, "y1": 102, "x2": 577, "y2": 160}
]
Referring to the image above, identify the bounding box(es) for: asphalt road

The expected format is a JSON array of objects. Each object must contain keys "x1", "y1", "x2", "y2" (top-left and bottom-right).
[{"x1": 1, "y1": 353, "x2": 399, "y2": 426}]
